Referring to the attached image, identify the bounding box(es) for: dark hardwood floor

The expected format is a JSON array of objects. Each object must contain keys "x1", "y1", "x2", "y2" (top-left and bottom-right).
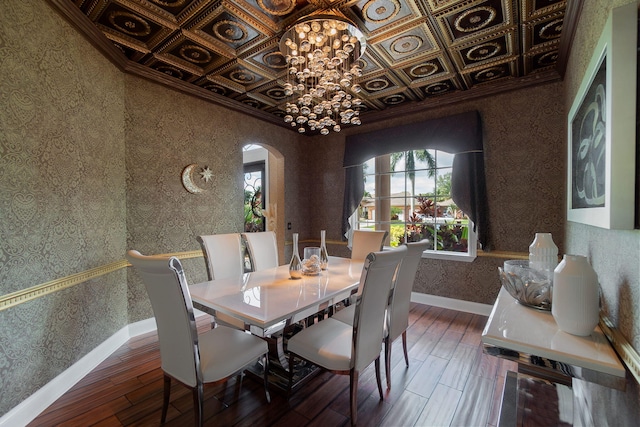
[{"x1": 29, "y1": 304, "x2": 516, "y2": 427}]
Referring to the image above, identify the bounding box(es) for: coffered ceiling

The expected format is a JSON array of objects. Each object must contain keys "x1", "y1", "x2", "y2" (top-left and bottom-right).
[{"x1": 51, "y1": 0, "x2": 579, "y2": 132}]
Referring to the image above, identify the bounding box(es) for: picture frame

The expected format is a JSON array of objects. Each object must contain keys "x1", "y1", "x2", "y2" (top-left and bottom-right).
[{"x1": 567, "y1": 3, "x2": 637, "y2": 229}]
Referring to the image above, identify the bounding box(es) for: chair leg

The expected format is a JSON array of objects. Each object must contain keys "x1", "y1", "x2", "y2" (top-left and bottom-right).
[
  {"x1": 350, "y1": 369, "x2": 359, "y2": 427},
  {"x1": 263, "y1": 354, "x2": 271, "y2": 403},
  {"x1": 384, "y1": 336, "x2": 392, "y2": 389},
  {"x1": 161, "y1": 374, "x2": 171, "y2": 424},
  {"x1": 402, "y1": 331, "x2": 409, "y2": 366},
  {"x1": 374, "y1": 357, "x2": 383, "y2": 400},
  {"x1": 193, "y1": 383, "x2": 204, "y2": 427}
]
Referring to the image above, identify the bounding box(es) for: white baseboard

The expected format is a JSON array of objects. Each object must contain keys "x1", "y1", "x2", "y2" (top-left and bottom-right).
[
  {"x1": 1, "y1": 299, "x2": 480, "y2": 427},
  {"x1": 0, "y1": 317, "x2": 156, "y2": 427},
  {"x1": 0, "y1": 326, "x2": 128, "y2": 427},
  {"x1": 411, "y1": 292, "x2": 492, "y2": 316}
]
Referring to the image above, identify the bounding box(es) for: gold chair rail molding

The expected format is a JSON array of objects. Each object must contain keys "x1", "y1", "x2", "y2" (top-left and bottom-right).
[
  {"x1": 0, "y1": 250, "x2": 202, "y2": 312},
  {"x1": 0, "y1": 249, "x2": 522, "y2": 311}
]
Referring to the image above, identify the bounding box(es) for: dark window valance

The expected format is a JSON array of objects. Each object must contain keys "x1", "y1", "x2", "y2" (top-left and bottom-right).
[{"x1": 341, "y1": 110, "x2": 491, "y2": 250}]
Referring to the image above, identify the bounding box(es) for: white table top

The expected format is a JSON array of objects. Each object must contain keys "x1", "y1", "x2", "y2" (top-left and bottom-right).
[
  {"x1": 189, "y1": 256, "x2": 363, "y2": 333},
  {"x1": 482, "y1": 288, "x2": 625, "y2": 378}
]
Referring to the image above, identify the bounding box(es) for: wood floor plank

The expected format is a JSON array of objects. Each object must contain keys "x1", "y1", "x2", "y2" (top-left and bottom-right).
[
  {"x1": 28, "y1": 305, "x2": 520, "y2": 427},
  {"x1": 450, "y1": 374, "x2": 495, "y2": 427},
  {"x1": 405, "y1": 355, "x2": 448, "y2": 398},
  {"x1": 414, "y1": 383, "x2": 462, "y2": 427},
  {"x1": 379, "y1": 390, "x2": 427, "y2": 427},
  {"x1": 439, "y1": 342, "x2": 478, "y2": 391}
]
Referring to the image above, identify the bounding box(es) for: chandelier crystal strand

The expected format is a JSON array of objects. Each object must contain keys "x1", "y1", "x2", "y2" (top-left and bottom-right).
[{"x1": 280, "y1": 10, "x2": 365, "y2": 135}]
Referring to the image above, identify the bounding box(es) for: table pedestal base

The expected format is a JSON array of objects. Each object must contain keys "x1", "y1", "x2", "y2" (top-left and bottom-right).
[{"x1": 499, "y1": 371, "x2": 573, "y2": 426}]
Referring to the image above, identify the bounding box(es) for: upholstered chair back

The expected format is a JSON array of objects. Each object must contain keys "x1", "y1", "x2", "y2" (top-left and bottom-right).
[
  {"x1": 197, "y1": 233, "x2": 244, "y2": 280},
  {"x1": 388, "y1": 240, "x2": 429, "y2": 341},
  {"x1": 242, "y1": 231, "x2": 279, "y2": 271},
  {"x1": 351, "y1": 230, "x2": 388, "y2": 260},
  {"x1": 352, "y1": 245, "x2": 406, "y2": 371},
  {"x1": 126, "y1": 250, "x2": 200, "y2": 388}
]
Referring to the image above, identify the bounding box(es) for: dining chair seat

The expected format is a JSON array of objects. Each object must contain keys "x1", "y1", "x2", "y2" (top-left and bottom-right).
[{"x1": 287, "y1": 318, "x2": 353, "y2": 371}]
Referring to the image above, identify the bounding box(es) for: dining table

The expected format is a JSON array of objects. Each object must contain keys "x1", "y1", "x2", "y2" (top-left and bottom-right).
[{"x1": 189, "y1": 255, "x2": 364, "y2": 387}]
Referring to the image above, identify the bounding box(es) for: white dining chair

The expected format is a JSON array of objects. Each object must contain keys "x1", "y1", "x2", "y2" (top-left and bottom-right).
[
  {"x1": 286, "y1": 246, "x2": 406, "y2": 426},
  {"x1": 196, "y1": 233, "x2": 247, "y2": 330},
  {"x1": 242, "y1": 231, "x2": 279, "y2": 271},
  {"x1": 333, "y1": 240, "x2": 429, "y2": 388},
  {"x1": 126, "y1": 250, "x2": 270, "y2": 427},
  {"x1": 197, "y1": 233, "x2": 245, "y2": 280},
  {"x1": 350, "y1": 230, "x2": 388, "y2": 260}
]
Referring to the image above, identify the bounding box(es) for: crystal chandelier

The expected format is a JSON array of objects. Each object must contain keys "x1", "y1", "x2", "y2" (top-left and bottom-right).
[{"x1": 279, "y1": 9, "x2": 366, "y2": 135}]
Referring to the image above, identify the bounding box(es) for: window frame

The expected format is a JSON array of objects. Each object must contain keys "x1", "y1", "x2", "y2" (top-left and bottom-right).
[{"x1": 358, "y1": 150, "x2": 477, "y2": 262}]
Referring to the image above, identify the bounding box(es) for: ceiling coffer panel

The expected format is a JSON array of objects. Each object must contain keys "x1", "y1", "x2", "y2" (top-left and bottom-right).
[{"x1": 60, "y1": 0, "x2": 570, "y2": 132}]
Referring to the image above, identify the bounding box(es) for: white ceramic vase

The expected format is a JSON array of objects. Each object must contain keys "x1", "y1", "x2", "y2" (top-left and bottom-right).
[
  {"x1": 529, "y1": 233, "x2": 558, "y2": 279},
  {"x1": 552, "y1": 254, "x2": 599, "y2": 336}
]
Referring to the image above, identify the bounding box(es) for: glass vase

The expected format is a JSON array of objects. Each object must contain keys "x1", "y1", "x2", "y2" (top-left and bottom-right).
[
  {"x1": 289, "y1": 233, "x2": 302, "y2": 279},
  {"x1": 320, "y1": 229, "x2": 329, "y2": 270}
]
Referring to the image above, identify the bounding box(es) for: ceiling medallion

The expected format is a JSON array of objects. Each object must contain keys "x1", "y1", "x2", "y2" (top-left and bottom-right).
[
  {"x1": 108, "y1": 11, "x2": 151, "y2": 37},
  {"x1": 365, "y1": 78, "x2": 390, "y2": 91},
  {"x1": 230, "y1": 69, "x2": 256, "y2": 84},
  {"x1": 266, "y1": 88, "x2": 287, "y2": 99},
  {"x1": 424, "y1": 82, "x2": 450, "y2": 95},
  {"x1": 539, "y1": 19, "x2": 563, "y2": 40},
  {"x1": 149, "y1": 0, "x2": 188, "y2": 7},
  {"x1": 179, "y1": 44, "x2": 211, "y2": 64},
  {"x1": 213, "y1": 20, "x2": 248, "y2": 43},
  {"x1": 362, "y1": 0, "x2": 401, "y2": 23},
  {"x1": 466, "y1": 42, "x2": 501, "y2": 61},
  {"x1": 410, "y1": 62, "x2": 438, "y2": 78},
  {"x1": 454, "y1": 6, "x2": 496, "y2": 33},
  {"x1": 280, "y1": 9, "x2": 366, "y2": 135},
  {"x1": 383, "y1": 94, "x2": 405, "y2": 104},
  {"x1": 203, "y1": 83, "x2": 227, "y2": 95},
  {"x1": 258, "y1": 0, "x2": 296, "y2": 16},
  {"x1": 391, "y1": 35, "x2": 422, "y2": 54},
  {"x1": 263, "y1": 52, "x2": 288, "y2": 69},
  {"x1": 475, "y1": 66, "x2": 506, "y2": 82},
  {"x1": 537, "y1": 51, "x2": 559, "y2": 66},
  {"x1": 156, "y1": 65, "x2": 184, "y2": 79}
]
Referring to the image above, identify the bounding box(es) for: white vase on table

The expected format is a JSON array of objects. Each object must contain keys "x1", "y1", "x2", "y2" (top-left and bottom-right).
[
  {"x1": 529, "y1": 232, "x2": 558, "y2": 280},
  {"x1": 552, "y1": 254, "x2": 599, "y2": 336}
]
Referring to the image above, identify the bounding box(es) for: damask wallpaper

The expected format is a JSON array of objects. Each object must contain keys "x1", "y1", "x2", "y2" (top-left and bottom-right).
[
  {"x1": 2, "y1": 0, "x2": 639, "y2": 423},
  {"x1": 0, "y1": 0, "x2": 126, "y2": 416}
]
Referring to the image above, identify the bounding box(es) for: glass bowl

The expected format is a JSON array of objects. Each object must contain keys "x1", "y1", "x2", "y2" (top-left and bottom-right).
[{"x1": 498, "y1": 260, "x2": 552, "y2": 310}]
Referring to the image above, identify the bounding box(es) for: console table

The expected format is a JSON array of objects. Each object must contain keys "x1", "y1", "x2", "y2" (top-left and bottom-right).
[{"x1": 482, "y1": 288, "x2": 626, "y2": 425}]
